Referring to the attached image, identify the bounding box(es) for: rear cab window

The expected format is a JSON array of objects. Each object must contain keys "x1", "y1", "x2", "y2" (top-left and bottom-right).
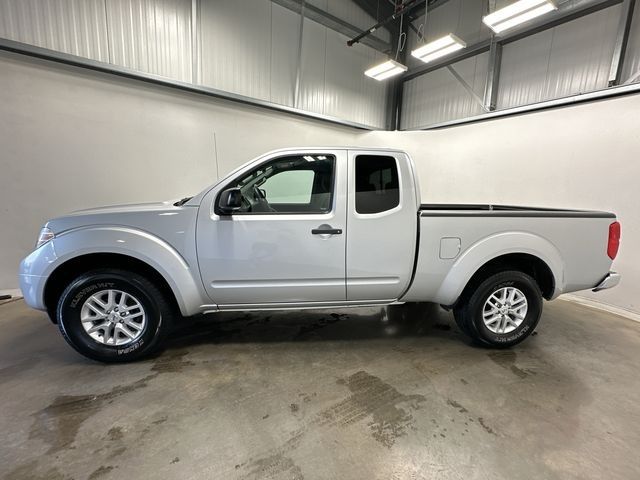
[{"x1": 355, "y1": 155, "x2": 400, "y2": 214}]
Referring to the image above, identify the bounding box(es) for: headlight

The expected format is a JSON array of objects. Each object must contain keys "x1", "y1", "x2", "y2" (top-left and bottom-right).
[{"x1": 35, "y1": 227, "x2": 55, "y2": 249}]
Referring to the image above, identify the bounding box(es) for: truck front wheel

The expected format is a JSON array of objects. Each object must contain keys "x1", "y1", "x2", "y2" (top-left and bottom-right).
[
  {"x1": 56, "y1": 269, "x2": 173, "y2": 362},
  {"x1": 454, "y1": 271, "x2": 542, "y2": 348}
]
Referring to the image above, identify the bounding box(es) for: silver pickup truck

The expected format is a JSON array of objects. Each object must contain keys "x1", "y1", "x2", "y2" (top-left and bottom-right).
[{"x1": 19, "y1": 148, "x2": 621, "y2": 362}]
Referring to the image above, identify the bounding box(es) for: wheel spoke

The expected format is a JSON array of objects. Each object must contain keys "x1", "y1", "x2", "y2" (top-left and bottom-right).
[
  {"x1": 501, "y1": 288, "x2": 508, "y2": 303},
  {"x1": 92, "y1": 295, "x2": 108, "y2": 310},
  {"x1": 107, "y1": 290, "x2": 115, "y2": 309},
  {"x1": 101, "y1": 323, "x2": 112, "y2": 344},
  {"x1": 118, "y1": 291, "x2": 129, "y2": 308},
  {"x1": 124, "y1": 318, "x2": 143, "y2": 331},
  {"x1": 511, "y1": 297, "x2": 526, "y2": 308},
  {"x1": 87, "y1": 322, "x2": 108, "y2": 334},
  {"x1": 121, "y1": 302, "x2": 142, "y2": 313},
  {"x1": 487, "y1": 298, "x2": 501, "y2": 309},
  {"x1": 483, "y1": 308, "x2": 499, "y2": 317},
  {"x1": 84, "y1": 302, "x2": 105, "y2": 317},
  {"x1": 116, "y1": 324, "x2": 135, "y2": 339}
]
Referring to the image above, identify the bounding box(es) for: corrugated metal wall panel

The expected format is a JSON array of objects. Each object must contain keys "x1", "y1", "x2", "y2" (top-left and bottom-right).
[
  {"x1": 622, "y1": 6, "x2": 640, "y2": 83},
  {"x1": 422, "y1": 0, "x2": 488, "y2": 44},
  {"x1": 497, "y1": 29, "x2": 554, "y2": 107},
  {"x1": 106, "y1": 0, "x2": 192, "y2": 82},
  {"x1": 359, "y1": 49, "x2": 389, "y2": 127},
  {"x1": 0, "y1": 0, "x2": 109, "y2": 61},
  {"x1": 324, "y1": 29, "x2": 387, "y2": 127},
  {"x1": 270, "y1": 3, "x2": 298, "y2": 107},
  {"x1": 199, "y1": 0, "x2": 272, "y2": 100},
  {"x1": 498, "y1": 5, "x2": 621, "y2": 109},
  {"x1": 0, "y1": 0, "x2": 387, "y2": 128},
  {"x1": 298, "y1": 17, "x2": 327, "y2": 114},
  {"x1": 401, "y1": 52, "x2": 488, "y2": 129}
]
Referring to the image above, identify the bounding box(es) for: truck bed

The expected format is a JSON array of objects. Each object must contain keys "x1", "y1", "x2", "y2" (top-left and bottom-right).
[{"x1": 401, "y1": 205, "x2": 616, "y2": 306}]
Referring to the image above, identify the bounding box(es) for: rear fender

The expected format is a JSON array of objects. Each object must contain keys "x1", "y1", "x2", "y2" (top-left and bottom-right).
[{"x1": 436, "y1": 231, "x2": 564, "y2": 305}]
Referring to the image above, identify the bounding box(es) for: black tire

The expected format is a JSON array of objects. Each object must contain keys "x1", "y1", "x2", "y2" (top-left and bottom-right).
[
  {"x1": 56, "y1": 269, "x2": 173, "y2": 362},
  {"x1": 453, "y1": 271, "x2": 542, "y2": 348}
]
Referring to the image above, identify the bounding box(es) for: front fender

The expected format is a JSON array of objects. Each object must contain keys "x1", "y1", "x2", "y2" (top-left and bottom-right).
[
  {"x1": 436, "y1": 231, "x2": 565, "y2": 305},
  {"x1": 29, "y1": 226, "x2": 207, "y2": 316}
]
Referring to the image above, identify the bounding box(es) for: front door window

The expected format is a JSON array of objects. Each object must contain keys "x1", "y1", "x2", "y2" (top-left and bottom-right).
[{"x1": 226, "y1": 154, "x2": 335, "y2": 214}]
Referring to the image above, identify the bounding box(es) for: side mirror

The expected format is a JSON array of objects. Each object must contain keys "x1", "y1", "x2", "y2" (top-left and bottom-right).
[{"x1": 218, "y1": 187, "x2": 242, "y2": 215}]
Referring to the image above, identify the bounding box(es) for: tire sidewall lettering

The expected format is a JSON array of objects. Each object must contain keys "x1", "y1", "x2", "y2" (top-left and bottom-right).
[{"x1": 69, "y1": 282, "x2": 116, "y2": 308}]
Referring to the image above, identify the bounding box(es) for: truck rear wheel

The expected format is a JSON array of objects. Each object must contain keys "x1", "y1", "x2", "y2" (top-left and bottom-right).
[
  {"x1": 56, "y1": 269, "x2": 173, "y2": 362},
  {"x1": 454, "y1": 271, "x2": 542, "y2": 348}
]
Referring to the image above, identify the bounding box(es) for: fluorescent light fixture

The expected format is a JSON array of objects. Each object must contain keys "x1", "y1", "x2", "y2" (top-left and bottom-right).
[
  {"x1": 364, "y1": 59, "x2": 408, "y2": 81},
  {"x1": 410, "y1": 34, "x2": 466, "y2": 64},
  {"x1": 483, "y1": 0, "x2": 557, "y2": 34}
]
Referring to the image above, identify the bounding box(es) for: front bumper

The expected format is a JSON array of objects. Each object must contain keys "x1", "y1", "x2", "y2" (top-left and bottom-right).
[
  {"x1": 19, "y1": 271, "x2": 47, "y2": 310},
  {"x1": 592, "y1": 272, "x2": 621, "y2": 292},
  {"x1": 18, "y1": 241, "x2": 58, "y2": 311}
]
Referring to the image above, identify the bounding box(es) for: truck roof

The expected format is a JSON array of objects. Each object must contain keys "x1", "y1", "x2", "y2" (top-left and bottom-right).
[{"x1": 262, "y1": 146, "x2": 407, "y2": 155}]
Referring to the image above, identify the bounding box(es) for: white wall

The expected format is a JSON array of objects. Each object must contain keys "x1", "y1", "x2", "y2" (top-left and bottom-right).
[
  {"x1": 2, "y1": 50, "x2": 639, "y2": 316},
  {"x1": 0, "y1": 51, "x2": 359, "y2": 289},
  {"x1": 364, "y1": 94, "x2": 640, "y2": 315}
]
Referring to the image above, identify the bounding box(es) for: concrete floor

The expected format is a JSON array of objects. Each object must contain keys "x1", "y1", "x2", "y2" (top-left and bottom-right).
[{"x1": 1, "y1": 299, "x2": 639, "y2": 480}]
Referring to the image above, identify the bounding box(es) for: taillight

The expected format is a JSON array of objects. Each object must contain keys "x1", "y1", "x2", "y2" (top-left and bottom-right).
[{"x1": 607, "y1": 221, "x2": 620, "y2": 260}]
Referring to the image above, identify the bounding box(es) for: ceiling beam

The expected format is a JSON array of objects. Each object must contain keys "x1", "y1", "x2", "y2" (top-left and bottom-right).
[
  {"x1": 351, "y1": 0, "x2": 398, "y2": 36},
  {"x1": 387, "y1": 10, "x2": 411, "y2": 130},
  {"x1": 405, "y1": 0, "x2": 454, "y2": 26},
  {"x1": 347, "y1": 0, "x2": 423, "y2": 47},
  {"x1": 482, "y1": 39, "x2": 502, "y2": 111},
  {"x1": 271, "y1": 0, "x2": 391, "y2": 54}
]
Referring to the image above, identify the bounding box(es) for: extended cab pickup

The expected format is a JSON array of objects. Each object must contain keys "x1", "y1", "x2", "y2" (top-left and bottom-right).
[{"x1": 19, "y1": 148, "x2": 621, "y2": 362}]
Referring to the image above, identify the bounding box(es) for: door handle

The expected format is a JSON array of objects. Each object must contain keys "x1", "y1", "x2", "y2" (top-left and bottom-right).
[{"x1": 312, "y1": 226, "x2": 342, "y2": 235}]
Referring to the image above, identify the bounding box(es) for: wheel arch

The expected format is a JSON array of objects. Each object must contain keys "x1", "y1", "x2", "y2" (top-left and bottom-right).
[
  {"x1": 40, "y1": 226, "x2": 210, "y2": 320},
  {"x1": 44, "y1": 252, "x2": 184, "y2": 323},
  {"x1": 455, "y1": 253, "x2": 556, "y2": 306},
  {"x1": 436, "y1": 232, "x2": 564, "y2": 306}
]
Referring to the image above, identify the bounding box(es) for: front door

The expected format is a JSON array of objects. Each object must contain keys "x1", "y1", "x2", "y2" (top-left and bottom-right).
[{"x1": 197, "y1": 150, "x2": 347, "y2": 306}]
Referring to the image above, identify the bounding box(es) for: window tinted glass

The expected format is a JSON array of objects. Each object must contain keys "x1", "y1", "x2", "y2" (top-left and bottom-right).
[
  {"x1": 228, "y1": 154, "x2": 335, "y2": 214},
  {"x1": 355, "y1": 155, "x2": 399, "y2": 214}
]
